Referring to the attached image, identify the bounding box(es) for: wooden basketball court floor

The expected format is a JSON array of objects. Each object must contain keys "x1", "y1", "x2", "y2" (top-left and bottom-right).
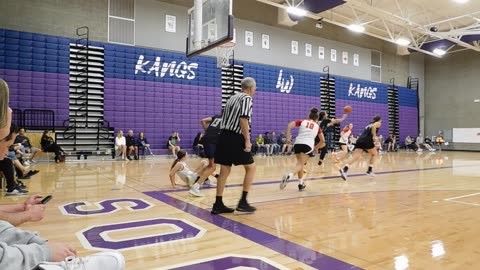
[{"x1": 2, "y1": 151, "x2": 480, "y2": 269}]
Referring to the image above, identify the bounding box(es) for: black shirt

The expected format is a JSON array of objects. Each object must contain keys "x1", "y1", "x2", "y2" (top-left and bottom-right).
[
  {"x1": 203, "y1": 115, "x2": 222, "y2": 144},
  {"x1": 15, "y1": 135, "x2": 32, "y2": 148},
  {"x1": 126, "y1": 135, "x2": 136, "y2": 147},
  {"x1": 319, "y1": 119, "x2": 331, "y2": 132}
]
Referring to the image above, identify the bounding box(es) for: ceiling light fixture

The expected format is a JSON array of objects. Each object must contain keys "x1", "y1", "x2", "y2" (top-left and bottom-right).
[
  {"x1": 287, "y1": 6, "x2": 307, "y2": 16},
  {"x1": 347, "y1": 24, "x2": 365, "y2": 33},
  {"x1": 396, "y1": 38, "x2": 411, "y2": 46},
  {"x1": 453, "y1": 0, "x2": 470, "y2": 4},
  {"x1": 433, "y1": 48, "x2": 447, "y2": 56}
]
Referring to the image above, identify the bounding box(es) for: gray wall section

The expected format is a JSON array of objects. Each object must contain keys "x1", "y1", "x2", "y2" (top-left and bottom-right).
[
  {"x1": 135, "y1": 0, "x2": 371, "y2": 80},
  {"x1": 425, "y1": 50, "x2": 480, "y2": 150},
  {"x1": 0, "y1": 0, "x2": 108, "y2": 42}
]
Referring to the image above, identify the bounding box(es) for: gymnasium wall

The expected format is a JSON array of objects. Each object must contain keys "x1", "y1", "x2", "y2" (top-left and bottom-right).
[
  {"x1": 0, "y1": 0, "x2": 411, "y2": 85},
  {"x1": 425, "y1": 50, "x2": 480, "y2": 151},
  {"x1": 0, "y1": 28, "x2": 418, "y2": 149}
]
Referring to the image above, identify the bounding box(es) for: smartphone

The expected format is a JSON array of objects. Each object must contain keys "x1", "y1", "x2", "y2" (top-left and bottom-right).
[{"x1": 40, "y1": 195, "x2": 53, "y2": 204}]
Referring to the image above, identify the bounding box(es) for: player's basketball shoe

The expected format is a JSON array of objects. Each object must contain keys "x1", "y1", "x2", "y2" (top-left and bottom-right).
[
  {"x1": 298, "y1": 183, "x2": 306, "y2": 191},
  {"x1": 236, "y1": 201, "x2": 257, "y2": 213},
  {"x1": 211, "y1": 203, "x2": 235, "y2": 215},
  {"x1": 280, "y1": 173, "x2": 293, "y2": 190},
  {"x1": 35, "y1": 251, "x2": 125, "y2": 270},
  {"x1": 339, "y1": 167, "x2": 348, "y2": 181}
]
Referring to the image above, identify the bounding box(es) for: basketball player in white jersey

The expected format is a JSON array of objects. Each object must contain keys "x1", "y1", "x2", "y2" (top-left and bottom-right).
[
  {"x1": 280, "y1": 108, "x2": 325, "y2": 191},
  {"x1": 169, "y1": 150, "x2": 209, "y2": 189},
  {"x1": 335, "y1": 123, "x2": 353, "y2": 161}
]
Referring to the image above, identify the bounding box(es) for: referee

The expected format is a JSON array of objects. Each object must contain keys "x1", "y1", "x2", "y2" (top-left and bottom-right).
[{"x1": 212, "y1": 77, "x2": 257, "y2": 214}]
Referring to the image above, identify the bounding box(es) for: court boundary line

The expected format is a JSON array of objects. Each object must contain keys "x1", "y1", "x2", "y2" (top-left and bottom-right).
[
  {"x1": 161, "y1": 164, "x2": 476, "y2": 194},
  {"x1": 443, "y1": 192, "x2": 480, "y2": 207}
]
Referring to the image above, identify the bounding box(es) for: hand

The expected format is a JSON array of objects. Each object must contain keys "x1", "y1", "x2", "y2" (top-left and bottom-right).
[
  {"x1": 244, "y1": 142, "x2": 252, "y2": 152},
  {"x1": 49, "y1": 242, "x2": 77, "y2": 262},
  {"x1": 25, "y1": 204, "x2": 46, "y2": 222},
  {"x1": 24, "y1": 195, "x2": 43, "y2": 206},
  {"x1": 145, "y1": 144, "x2": 150, "y2": 147}
]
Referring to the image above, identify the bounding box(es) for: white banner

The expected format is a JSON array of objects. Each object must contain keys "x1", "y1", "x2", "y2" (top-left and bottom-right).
[{"x1": 452, "y1": 128, "x2": 480, "y2": 143}]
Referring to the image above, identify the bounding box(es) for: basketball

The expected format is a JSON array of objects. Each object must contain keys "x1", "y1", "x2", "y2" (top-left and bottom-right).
[{"x1": 344, "y1": 105, "x2": 353, "y2": 113}]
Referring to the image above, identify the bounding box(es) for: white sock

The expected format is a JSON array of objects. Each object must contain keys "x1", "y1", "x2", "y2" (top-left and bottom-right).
[
  {"x1": 192, "y1": 183, "x2": 200, "y2": 189},
  {"x1": 298, "y1": 178, "x2": 304, "y2": 185}
]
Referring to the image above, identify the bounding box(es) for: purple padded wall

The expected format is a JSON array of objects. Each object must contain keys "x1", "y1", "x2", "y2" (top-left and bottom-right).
[{"x1": 104, "y1": 78, "x2": 221, "y2": 149}]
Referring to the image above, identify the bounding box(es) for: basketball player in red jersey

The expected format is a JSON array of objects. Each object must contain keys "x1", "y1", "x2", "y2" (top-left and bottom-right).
[{"x1": 280, "y1": 108, "x2": 325, "y2": 191}]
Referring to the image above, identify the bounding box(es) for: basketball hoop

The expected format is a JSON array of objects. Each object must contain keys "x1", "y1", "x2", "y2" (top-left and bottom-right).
[{"x1": 216, "y1": 41, "x2": 236, "y2": 68}]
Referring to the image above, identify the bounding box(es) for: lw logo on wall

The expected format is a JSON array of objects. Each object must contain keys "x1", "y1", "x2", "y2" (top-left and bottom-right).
[
  {"x1": 276, "y1": 70, "x2": 294, "y2": 93},
  {"x1": 135, "y1": 55, "x2": 198, "y2": 80},
  {"x1": 348, "y1": 83, "x2": 377, "y2": 100}
]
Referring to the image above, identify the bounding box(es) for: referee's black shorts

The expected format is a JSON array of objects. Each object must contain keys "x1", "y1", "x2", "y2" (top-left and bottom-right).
[{"x1": 215, "y1": 130, "x2": 254, "y2": 166}]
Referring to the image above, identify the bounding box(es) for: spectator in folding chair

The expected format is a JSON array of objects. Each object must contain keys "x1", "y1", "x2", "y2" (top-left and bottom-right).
[
  {"x1": 137, "y1": 132, "x2": 152, "y2": 158},
  {"x1": 15, "y1": 128, "x2": 40, "y2": 163},
  {"x1": 6, "y1": 144, "x2": 38, "y2": 180},
  {"x1": 41, "y1": 130, "x2": 65, "y2": 163},
  {"x1": 115, "y1": 130, "x2": 127, "y2": 160},
  {"x1": 254, "y1": 134, "x2": 266, "y2": 155},
  {"x1": 126, "y1": 130, "x2": 138, "y2": 160},
  {"x1": 167, "y1": 131, "x2": 181, "y2": 158},
  {"x1": 0, "y1": 124, "x2": 29, "y2": 195}
]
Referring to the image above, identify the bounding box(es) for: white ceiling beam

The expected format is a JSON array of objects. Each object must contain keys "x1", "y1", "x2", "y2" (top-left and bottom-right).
[
  {"x1": 255, "y1": 0, "x2": 441, "y2": 57},
  {"x1": 424, "y1": 11, "x2": 480, "y2": 27},
  {"x1": 344, "y1": 0, "x2": 480, "y2": 52}
]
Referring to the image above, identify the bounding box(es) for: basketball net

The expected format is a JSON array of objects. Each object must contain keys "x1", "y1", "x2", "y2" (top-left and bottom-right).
[{"x1": 216, "y1": 41, "x2": 236, "y2": 68}]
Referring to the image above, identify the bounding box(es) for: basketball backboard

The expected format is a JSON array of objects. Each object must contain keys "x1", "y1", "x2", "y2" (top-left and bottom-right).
[{"x1": 186, "y1": 0, "x2": 234, "y2": 58}]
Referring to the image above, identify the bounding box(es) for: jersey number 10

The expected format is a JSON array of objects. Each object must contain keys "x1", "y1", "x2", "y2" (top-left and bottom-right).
[{"x1": 305, "y1": 122, "x2": 315, "y2": 130}]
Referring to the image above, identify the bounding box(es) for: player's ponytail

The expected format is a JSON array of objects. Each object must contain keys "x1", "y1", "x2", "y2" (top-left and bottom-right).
[
  {"x1": 170, "y1": 150, "x2": 187, "y2": 169},
  {"x1": 309, "y1": 107, "x2": 319, "y2": 120},
  {"x1": 371, "y1": 115, "x2": 381, "y2": 123}
]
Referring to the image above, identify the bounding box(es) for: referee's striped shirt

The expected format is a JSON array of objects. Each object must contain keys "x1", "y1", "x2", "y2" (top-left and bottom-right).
[{"x1": 221, "y1": 92, "x2": 253, "y2": 134}]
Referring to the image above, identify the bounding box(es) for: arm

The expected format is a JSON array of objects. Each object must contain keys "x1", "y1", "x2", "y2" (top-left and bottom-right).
[
  {"x1": 239, "y1": 117, "x2": 251, "y2": 151},
  {"x1": 329, "y1": 114, "x2": 348, "y2": 125},
  {"x1": 168, "y1": 163, "x2": 181, "y2": 189},
  {"x1": 371, "y1": 122, "x2": 381, "y2": 142},
  {"x1": 314, "y1": 133, "x2": 326, "y2": 151},
  {"x1": 201, "y1": 117, "x2": 213, "y2": 131},
  {"x1": 176, "y1": 134, "x2": 180, "y2": 142},
  {"x1": 286, "y1": 121, "x2": 299, "y2": 143}
]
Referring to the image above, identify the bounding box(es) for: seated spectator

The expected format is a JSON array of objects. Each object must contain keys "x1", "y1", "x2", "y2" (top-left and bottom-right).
[
  {"x1": 271, "y1": 131, "x2": 281, "y2": 154},
  {"x1": 14, "y1": 128, "x2": 39, "y2": 163},
  {"x1": 126, "y1": 130, "x2": 138, "y2": 160},
  {"x1": 137, "y1": 132, "x2": 151, "y2": 156},
  {"x1": 385, "y1": 134, "x2": 396, "y2": 152},
  {"x1": 254, "y1": 134, "x2": 266, "y2": 155},
  {"x1": 0, "y1": 124, "x2": 29, "y2": 195},
  {"x1": 264, "y1": 132, "x2": 274, "y2": 156},
  {"x1": 7, "y1": 142, "x2": 38, "y2": 180},
  {"x1": 41, "y1": 130, "x2": 65, "y2": 163},
  {"x1": 192, "y1": 132, "x2": 205, "y2": 157},
  {"x1": 167, "y1": 131, "x2": 181, "y2": 157},
  {"x1": 405, "y1": 135, "x2": 420, "y2": 151},
  {"x1": 115, "y1": 130, "x2": 126, "y2": 160},
  {"x1": 424, "y1": 136, "x2": 434, "y2": 147},
  {"x1": 280, "y1": 133, "x2": 293, "y2": 155},
  {"x1": 417, "y1": 133, "x2": 436, "y2": 152}
]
